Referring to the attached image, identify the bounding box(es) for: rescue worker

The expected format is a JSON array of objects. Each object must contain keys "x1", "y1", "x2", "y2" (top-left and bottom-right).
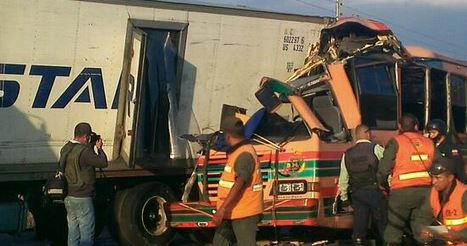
[
  {"x1": 338, "y1": 124, "x2": 387, "y2": 245},
  {"x1": 426, "y1": 119, "x2": 465, "y2": 183},
  {"x1": 212, "y1": 116, "x2": 264, "y2": 246},
  {"x1": 377, "y1": 114, "x2": 436, "y2": 245},
  {"x1": 419, "y1": 157, "x2": 467, "y2": 245}
]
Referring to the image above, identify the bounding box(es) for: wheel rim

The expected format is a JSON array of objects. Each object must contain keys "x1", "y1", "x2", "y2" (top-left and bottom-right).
[{"x1": 140, "y1": 195, "x2": 168, "y2": 236}]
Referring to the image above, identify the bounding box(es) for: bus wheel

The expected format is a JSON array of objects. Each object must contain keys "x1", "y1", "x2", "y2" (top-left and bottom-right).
[{"x1": 116, "y1": 182, "x2": 175, "y2": 245}]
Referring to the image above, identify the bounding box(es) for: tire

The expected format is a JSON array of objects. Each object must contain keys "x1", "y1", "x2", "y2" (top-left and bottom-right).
[
  {"x1": 116, "y1": 182, "x2": 175, "y2": 245},
  {"x1": 109, "y1": 188, "x2": 130, "y2": 240}
]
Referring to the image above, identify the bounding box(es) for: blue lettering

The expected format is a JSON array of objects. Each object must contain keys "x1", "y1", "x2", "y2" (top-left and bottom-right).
[
  {"x1": 30, "y1": 65, "x2": 71, "y2": 108},
  {"x1": 0, "y1": 80, "x2": 21, "y2": 108},
  {"x1": 0, "y1": 64, "x2": 26, "y2": 75},
  {"x1": 1, "y1": 64, "x2": 119, "y2": 109},
  {"x1": 111, "y1": 74, "x2": 121, "y2": 109},
  {"x1": 76, "y1": 87, "x2": 91, "y2": 102},
  {"x1": 52, "y1": 68, "x2": 107, "y2": 109},
  {"x1": 0, "y1": 64, "x2": 26, "y2": 108}
]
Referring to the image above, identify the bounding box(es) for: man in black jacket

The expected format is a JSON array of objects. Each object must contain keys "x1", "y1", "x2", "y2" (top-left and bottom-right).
[
  {"x1": 60, "y1": 122, "x2": 108, "y2": 246},
  {"x1": 426, "y1": 119, "x2": 465, "y2": 183},
  {"x1": 338, "y1": 124, "x2": 387, "y2": 244}
]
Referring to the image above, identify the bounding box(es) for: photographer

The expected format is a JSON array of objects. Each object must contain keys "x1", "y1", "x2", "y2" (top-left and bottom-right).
[{"x1": 60, "y1": 122, "x2": 108, "y2": 246}]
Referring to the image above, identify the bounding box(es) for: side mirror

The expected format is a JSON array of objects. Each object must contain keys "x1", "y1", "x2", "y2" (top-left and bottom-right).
[
  {"x1": 255, "y1": 84, "x2": 282, "y2": 113},
  {"x1": 255, "y1": 77, "x2": 296, "y2": 113}
]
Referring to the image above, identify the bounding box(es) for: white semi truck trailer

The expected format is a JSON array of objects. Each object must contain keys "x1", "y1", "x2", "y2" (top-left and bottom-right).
[{"x1": 0, "y1": 0, "x2": 330, "y2": 244}]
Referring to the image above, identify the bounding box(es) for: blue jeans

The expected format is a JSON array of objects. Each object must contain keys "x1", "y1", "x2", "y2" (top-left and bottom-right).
[
  {"x1": 351, "y1": 185, "x2": 388, "y2": 242},
  {"x1": 64, "y1": 196, "x2": 95, "y2": 246}
]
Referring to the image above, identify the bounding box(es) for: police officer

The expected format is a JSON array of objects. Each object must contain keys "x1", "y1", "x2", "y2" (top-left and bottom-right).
[
  {"x1": 426, "y1": 119, "x2": 465, "y2": 183},
  {"x1": 212, "y1": 116, "x2": 264, "y2": 246},
  {"x1": 338, "y1": 124, "x2": 387, "y2": 245},
  {"x1": 419, "y1": 157, "x2": 467, "y2": 245},
  {"x1": 377, "y1": 114, "x2": 436, "y2": 245}
]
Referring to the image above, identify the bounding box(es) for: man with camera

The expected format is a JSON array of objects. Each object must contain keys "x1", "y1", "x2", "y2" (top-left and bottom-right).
[{"x1": 60, "y1": 122, "x2": 108, "y2": 246}]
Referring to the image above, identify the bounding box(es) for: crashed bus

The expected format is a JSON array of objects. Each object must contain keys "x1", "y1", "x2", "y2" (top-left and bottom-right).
[
  {"x1": 168, "y1": 17, "x2": 467, "y2": 243},
  {"x1": 0, "y1": 0, "x2": 329, "y2": 244}
]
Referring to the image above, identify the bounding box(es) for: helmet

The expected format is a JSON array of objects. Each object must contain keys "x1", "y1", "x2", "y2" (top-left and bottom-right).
[
  {"x1": 429, "y1": 157, "x2": 456, "y2": 175},
  {"x1": 426, "y1": 119, "x2": 447, "y2": 136}
]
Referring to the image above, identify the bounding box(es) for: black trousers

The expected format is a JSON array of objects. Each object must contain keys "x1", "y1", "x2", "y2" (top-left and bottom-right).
[{"x1": 351, "y1": 185, "x2": 388, "y2": 241}]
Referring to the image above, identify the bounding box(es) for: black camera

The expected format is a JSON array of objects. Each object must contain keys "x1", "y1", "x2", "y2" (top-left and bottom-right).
[{"x1": 89, "y1": 131, "x2": 101, "y2": 145}]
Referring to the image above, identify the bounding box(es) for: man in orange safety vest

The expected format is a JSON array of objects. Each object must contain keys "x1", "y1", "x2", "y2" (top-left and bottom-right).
[
  {"x1": 212, "y1": 116, "x2": 263, "y2": 246},
  {"x1": 419, "y1": 157, "x2": 467, "y2": 245}
]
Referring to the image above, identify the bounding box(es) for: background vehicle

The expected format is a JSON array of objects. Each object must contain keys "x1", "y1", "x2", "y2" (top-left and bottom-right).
[
  {"x1": 0, "y1": 0, "x2": 328, "y2": 244},
  {"x1": 169, "y1": 17, "x2": 467, "y2": 244}
]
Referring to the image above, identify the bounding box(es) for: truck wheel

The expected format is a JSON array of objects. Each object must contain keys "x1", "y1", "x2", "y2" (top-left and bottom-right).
[
  {"x1": 116, "y1": 182, "x2": 175, "y2": 245},
  {"x1": 109, "y1": 188, "x2": 130, "y2": 240}
]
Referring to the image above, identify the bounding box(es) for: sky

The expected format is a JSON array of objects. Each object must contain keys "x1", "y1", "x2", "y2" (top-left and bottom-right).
[{"x1": 172, "y1": 0, "x2": 467, "y2": 61}]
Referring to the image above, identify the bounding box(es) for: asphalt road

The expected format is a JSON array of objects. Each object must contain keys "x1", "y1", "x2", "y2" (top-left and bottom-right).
[
  {"x1": 0, "y1": 227, "x2": 355, "y2": 245},
  {"x1": 0, "y1": 227, "x2": 118, "y2": 246},
  {"x1": 0, "y1": 228, "x2": 198, "y2": 246}
]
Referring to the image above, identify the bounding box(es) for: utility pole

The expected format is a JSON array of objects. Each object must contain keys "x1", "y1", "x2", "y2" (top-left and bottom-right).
[{"x1": 335, "y1": 0, "x2": 342, "y2": 20}]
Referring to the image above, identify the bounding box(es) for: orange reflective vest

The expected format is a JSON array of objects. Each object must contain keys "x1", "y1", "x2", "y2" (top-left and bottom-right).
[
  {"x1": 391, "y1": 132, "x2": 435, "y2": 190},
  {"x1": 217, "y1": 143, "x2": 263, "y2": 219},
  {"x1": 430, "y1": 180, "x2": 467, "y2": 245}
]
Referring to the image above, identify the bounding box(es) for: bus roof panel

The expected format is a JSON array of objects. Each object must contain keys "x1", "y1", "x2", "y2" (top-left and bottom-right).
[
  {"x1": 322, "y1": 16, "x2": 392, "y2": 36},
  {"x1": 407, "y1": 46, "x2": 467, "y2": 76}
]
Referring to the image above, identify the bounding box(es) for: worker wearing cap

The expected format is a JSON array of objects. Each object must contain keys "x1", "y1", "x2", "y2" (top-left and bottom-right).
[
  {"x1": 426, "y1": 119, "x2": 465, "y2": 183},
  {"x1": 377, "y1": 114, "x2": 435, "y2": 245},
  {"x1": 338, "y1": 124, "x2": 387, "y2": 244},
  {"x1": 418, "y1": 157, "x2": 467, "y2": 245},
  {"x1": 212, "y1": 116, "x2": 263, "y2": 246}
]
